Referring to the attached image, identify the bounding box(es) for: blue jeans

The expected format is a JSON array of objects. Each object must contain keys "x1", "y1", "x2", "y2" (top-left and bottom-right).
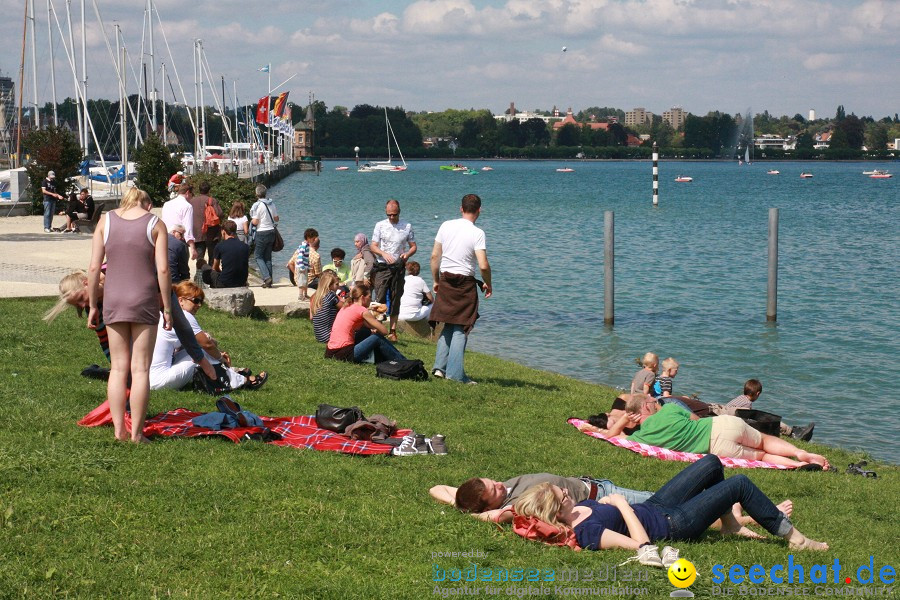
[
  {"x1": 43, "y1": 199, "x2": 56, "y2": 230},
  {"x1": 254, "y1": 229, "x2": 275, "y2": 281},
  {"x1": 659, "y1": 396, "x2": 693, "y2": 413},
  {"x1": 589, "y1": 479, "x2": 654, "y2": 505},
  {"x1": 353, "y1": 332, "x2": 406, "y2": 363},
  {"x1": 644, "y1": 454, "x2": 792, "y2": 541},
  {"x1": 433, "y1": 323, "x2": 469, "y2": 381}
]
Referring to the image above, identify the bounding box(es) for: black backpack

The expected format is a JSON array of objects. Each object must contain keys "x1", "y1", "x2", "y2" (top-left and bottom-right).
[{"x1": 375, "y1": 359, "x2": 429, "y2": 381}]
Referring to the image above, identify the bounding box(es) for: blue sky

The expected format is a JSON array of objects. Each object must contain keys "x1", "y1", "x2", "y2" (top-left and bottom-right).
[{"x1": 1, "y1": 0, "x2": 898, "y2": 119}]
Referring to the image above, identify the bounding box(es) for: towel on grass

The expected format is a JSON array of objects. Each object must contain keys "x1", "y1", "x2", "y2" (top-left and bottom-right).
[
  {"x1": 79, "y1": 401, "x2": 409, "y2": 455},
  {"x1": 567, "y1": 418, "x2": 792, "y2": 470}
]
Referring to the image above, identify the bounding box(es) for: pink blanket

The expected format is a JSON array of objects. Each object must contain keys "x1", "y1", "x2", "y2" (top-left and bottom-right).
[{"x1": 567, "y1": 418, "x2": 792, "y2": 470}]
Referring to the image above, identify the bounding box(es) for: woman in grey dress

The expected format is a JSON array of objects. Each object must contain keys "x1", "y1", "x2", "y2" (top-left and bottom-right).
[{"x1": 87, "y1": 187, "x2": 172, "y2": 443}]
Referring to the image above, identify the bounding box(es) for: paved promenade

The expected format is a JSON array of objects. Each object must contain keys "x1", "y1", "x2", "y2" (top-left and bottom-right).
[{"x1": 0, "y1": 214, "x2": 299, "y2": 309}]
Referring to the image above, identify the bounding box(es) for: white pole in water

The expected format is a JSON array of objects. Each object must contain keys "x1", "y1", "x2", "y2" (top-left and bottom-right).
[
  {"x1": 652, "y1": 141, "x2": 659, "y2": 206},
  {"x1": 767, "y1": 208, "x2": 778, "y2": 322},
  {"x1": 604, "y1": 210, "x2": 614, "y2": 325}
]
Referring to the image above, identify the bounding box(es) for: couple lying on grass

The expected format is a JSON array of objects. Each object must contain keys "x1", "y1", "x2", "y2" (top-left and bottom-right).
[
  {"x1": 581, "y1": 393, "x2": 829, "y2": 470},
  {"x1": 431, "y1": 454, "x2": 827, "y2": 564}
]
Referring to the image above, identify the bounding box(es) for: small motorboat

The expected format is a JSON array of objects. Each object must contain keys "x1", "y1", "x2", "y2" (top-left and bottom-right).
[
  {"x1": 862, "y1": 169, "x2": 882, "y2": 175},
  {"x1": 800, "y1": 172, "x2": 813, "y2": 178},
  {"x1": 556, "y1": 168, "x2": 575, "y2": 173},
  {"x1": 767, "y1": 169, "x2": 780, "y2": 175},
  {"x1": 674, "y1": 175, "x2": 693, "y2": 182},
  {"x1": 869, "y1": 172, "x2": 892, "y2": 179},
  {"x1": 335, "y1": 166, "x2": 349, "y2": 171},
  {"x1": 462, "y1": 169, "x2": 478, "y2": 175},
  {"x1": 481, "y1": 166, "x2": 494, "y2": 171}
]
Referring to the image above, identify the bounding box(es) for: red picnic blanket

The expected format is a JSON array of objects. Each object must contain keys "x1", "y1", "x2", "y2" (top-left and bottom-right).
[
  {"x1": 79, "y1": 401, "x2": 408, "y2": 456},
  {"x1": 567, "y1": 418, "x2": 792, "y2": 470}
]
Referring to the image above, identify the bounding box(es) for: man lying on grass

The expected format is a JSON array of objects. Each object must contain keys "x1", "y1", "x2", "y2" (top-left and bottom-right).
[{"x1": 429, "y1": 471, "x2": 791, "y2": 528}]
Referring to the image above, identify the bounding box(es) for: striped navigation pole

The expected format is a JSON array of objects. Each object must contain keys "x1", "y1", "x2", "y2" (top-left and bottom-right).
[
  {"x1": 767, "y1": 208, "x2": 779, "y2": 322},
  {"x1": 652, "y1": 141, "x2": 659, "y2": 206}
]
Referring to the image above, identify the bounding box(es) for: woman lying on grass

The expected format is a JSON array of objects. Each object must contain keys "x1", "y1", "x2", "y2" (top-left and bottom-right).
[{"x1": 514, "y1": 455, "x2": 827, "y2": 566}]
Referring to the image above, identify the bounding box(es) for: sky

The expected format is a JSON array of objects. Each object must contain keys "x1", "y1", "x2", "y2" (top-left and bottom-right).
[{"x1": 1, "y1": 0, "x2": 898, "y2": 120}]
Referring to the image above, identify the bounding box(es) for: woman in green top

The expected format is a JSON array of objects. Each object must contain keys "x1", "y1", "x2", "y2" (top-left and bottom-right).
[{"x1": 581, "y1": 395, "x2": 829, "y2": 470}]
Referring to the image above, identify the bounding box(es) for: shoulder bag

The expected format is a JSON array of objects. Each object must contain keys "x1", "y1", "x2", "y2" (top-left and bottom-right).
[{"x1": 262, "y1": 202, "x2": 284, "y2": 252}]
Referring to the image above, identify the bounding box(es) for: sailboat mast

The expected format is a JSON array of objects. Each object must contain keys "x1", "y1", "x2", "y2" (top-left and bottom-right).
[
  {"x1": 29, "y1": 0, "x2": 39, "y2": 129},
  {"x1": 384, "y1": 107, "x2": 391, "y2": 162},
  {"x1": 147, "y1": 0, "x2": 156, "y2": 130},
  {"x1": 65, "y1": 0, "x2": 84, "y2": 152},
  {"x1": 80, "y1": 0, "x2": 87, "y2": 152},
  {"x1": 161, "y1": 61, "x2": 166, "y2": 147},
  {"x1": 16, "y1": 0, "x2": 28, "y2": 167},
  {"x1": 47, "y1": 0, "x2": 58, "y2": 126}
]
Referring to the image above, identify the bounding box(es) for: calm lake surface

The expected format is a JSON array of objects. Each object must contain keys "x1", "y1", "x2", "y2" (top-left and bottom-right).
[{"x1": 269, "y1": 159, "x2": 899, "y2": 463}]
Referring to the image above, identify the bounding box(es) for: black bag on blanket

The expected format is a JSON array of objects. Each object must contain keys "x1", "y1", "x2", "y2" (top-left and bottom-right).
[
  {"x1": 375, "y1": 359, "x2": 429, "y2": 381},
  {"x1": 315, "y1": 404, "x2": 365, "y2": 434},
  {"x1": 734, "y1": 408, "x2": 782, "y2": 437},
  {"x1": 192, "y1": 363, "x2": 232, "y2": 396}
]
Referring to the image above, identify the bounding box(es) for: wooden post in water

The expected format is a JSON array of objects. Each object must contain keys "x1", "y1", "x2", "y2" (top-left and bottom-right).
[
  {"x1": 652, "y1": 142, "x2": 659, "y2": 206},
  {"x1": 604, "y1": 211, "x2": 614, "y2": 325},
  {"x1": 767, "y1": 208, "x2": 778, "y2": 322}
]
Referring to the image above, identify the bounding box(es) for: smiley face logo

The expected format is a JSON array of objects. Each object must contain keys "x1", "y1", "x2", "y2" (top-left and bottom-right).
[{"x1": 668, "y1": 558, "x2": 696, "y2": 588}]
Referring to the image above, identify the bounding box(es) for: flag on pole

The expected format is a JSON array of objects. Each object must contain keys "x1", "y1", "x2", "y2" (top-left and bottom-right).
[
  {"x1": 257, "y1": 64, "x2": 270, "y2": 73},
  {"x1": 272, "y1": 92, "x2": 289, "y2": 118},
  {"x1": 256, "y1": 96, "x2": 270, "y2": 125}
]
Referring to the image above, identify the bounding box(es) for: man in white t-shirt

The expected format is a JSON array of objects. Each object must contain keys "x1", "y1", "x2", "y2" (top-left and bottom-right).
[
  {"x1": 370, "y1": 199, "x2": 417, "y2": 341},
  {"x1": 428, "y1": 194, "x2": 492, "y2": 384},
  {"x1": 161, "y1": 182, "x2": 198, "y2": 260}
]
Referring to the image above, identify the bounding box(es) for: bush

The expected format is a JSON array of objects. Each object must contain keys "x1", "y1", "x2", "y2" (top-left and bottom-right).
[
  {"x1": 134, "y1": 133, "x2": 182, "y2": 206},
  {"x1": 22, "y1": 126, "x2": 84, "y2": 211},
  {"x1": 187, "y1": 172, "x2": 257, "y2": 216}
]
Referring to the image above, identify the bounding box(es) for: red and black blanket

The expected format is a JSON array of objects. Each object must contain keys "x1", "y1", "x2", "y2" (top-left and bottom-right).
[{"x1": 79, "y1": 401, "x2": 409, "y2": 456}]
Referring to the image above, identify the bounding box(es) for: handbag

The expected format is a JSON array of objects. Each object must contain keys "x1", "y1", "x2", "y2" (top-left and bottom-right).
[
  {"x1": 315, "y1": 403, "x2": 365, "y2": 433},
  {"x1": 261, "y1": 202, "x2": 284, "y2": 252},
  {"x1": 192, "y1": 363, "x2": 232, "y2": 396},
  {"x1": 375, "y1": 359, "x2": 429, "y2": 381}
]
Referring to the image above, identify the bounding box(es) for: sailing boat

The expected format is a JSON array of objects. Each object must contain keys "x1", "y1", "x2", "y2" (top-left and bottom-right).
[{"x1": 360, "y1": 108, "x2": 407, "y2": 172}]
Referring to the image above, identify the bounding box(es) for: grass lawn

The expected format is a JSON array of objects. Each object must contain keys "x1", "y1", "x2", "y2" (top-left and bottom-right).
[{"x1": 0, "y1": 297, "x2": 896, "y2": 599}]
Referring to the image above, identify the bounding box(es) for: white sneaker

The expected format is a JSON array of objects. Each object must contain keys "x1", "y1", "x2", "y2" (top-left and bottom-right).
[
  {"x1": 392, "y1": 434, "x2": 429, "y2": 456},
  {"x1": 620, "y1": 544, "x2": 664, "y2": 568},
  {"x1": 661, "y1": 545, "x2": 680, "y2": 568},
  {"x1": 431, "y1": 369, "x2": 445, "y2": 379}
]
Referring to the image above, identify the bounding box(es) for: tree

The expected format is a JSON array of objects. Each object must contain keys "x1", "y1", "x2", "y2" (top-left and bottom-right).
[
  {"x1": 834, "y1": 105, "x2": 845, "y2": 121},
  {"x1": 555, "y1": 123, "x2": 580, "y2": 146},
  {"x1": 22, "y1": 125, "x2": 84, "y2": 210},
  {"x1": 865, "y1": 122, "x2": 889, "y2": 151},
  {"x1": 188, "y1": 172, "x2": 256, "y2": 217},
  {"x1": 835, "y1": 115, "x2": 865, "y2": 149},
  {"x1": 134, "y1": 132, "x2": 182, "y2": 205}
]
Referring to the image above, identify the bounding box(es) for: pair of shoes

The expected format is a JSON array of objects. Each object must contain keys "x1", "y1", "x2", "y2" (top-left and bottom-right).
[
  {"x1": 847, "y1": 461, "x2": 877, "y2": 478},
  {"x1": 620, "y1": 544, "x2": 664, "y2": 568},
  {"x1": 261, "y1": 278, "x2": 273, "y2": 288},
  {"x1": 235, "y1": 367, "x2": 252, "y2": 378},
  {"x1": 243, "y1": 371, "x2": 268, "y2": 391},
  {"x1": 386, "y1": 331, "x2": 398, "y2": 342},
  {"x1": 62, "y1": 228, "x2": 74, "y2": 234},
  {"x1": 216, "y1": 396, "x2": 249, "y2": 427},
  {"x1": 661, "y1": 546, "x2": 680, "y2": 568},
  {"x1": 393, "y1": 433, "x2": 429, "y2": 456},
  {"x1": 797, "y1": 463, "x2": 823, "y2": 471},
  {"x1": 791, "y1": 423, "x2": 815, "y2": 442},
  {"x1": 432, "y1": 369, "x2": 445, "y2": 379},
  {"x1": 427, "y1": 434, "x2": 448, "y2": 455}
]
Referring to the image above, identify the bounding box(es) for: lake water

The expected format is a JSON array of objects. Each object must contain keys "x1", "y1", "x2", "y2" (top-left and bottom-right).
[{"x1": 268, "y1": 160, "x2": 899, "y2": 463}]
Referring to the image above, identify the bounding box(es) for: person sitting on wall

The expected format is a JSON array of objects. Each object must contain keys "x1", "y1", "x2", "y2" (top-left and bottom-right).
[{"x1": 202, "y1": 221, "x2": 250, "y2": 288}]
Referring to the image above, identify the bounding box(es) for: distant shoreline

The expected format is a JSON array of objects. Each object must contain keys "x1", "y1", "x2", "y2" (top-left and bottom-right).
[{"x1": 322, "y1": 157, "x2": 898, "y2": 163}]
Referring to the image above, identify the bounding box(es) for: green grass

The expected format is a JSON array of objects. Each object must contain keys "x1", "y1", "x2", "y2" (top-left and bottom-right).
[{"x1": 0, "y1": 297, "x2": 896, "y2": 599}]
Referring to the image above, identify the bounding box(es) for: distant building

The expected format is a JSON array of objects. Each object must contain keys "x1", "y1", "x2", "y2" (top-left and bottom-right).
[
  {"x1": 813, "y1": 131, "x2": 831, "y2": 149},
  {"x1": 0, "y1": 74, "x2": 13, "y2": 125},
  {"x1": 625, "y1": 107, "x2": 653, "y2": 127},
  {"x1": 495, "y1": 101, "x2": 556, "y2": 124},
  {"x1": 754, "y1": 134, "x2": 795, "y2": 151},
  {"x1": 551, "y1": 108, "x2": 609, "y2": 132},
  {"x1": 808, "y1": 109, "x2": 816, "y2": 121},
  {"x1": 662, "y1": 107, "x2": 685, "y2": 130},
  {"x1": 293, "y1": 103, "x2": 316, "y2": 158}
]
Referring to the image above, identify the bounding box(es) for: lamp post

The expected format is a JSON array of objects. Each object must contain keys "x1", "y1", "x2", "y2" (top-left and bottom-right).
[{"x1": 354, "y1": 145, "x2": 360, "y2": 167}]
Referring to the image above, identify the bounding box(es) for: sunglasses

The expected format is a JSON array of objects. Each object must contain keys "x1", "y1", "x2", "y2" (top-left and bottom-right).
[
  {"x1": 183, "y1": 297, "x2": 203, "y2": 305},
  {"x1": 386, "y1": 212, "x2": 399, "y2": 217}
]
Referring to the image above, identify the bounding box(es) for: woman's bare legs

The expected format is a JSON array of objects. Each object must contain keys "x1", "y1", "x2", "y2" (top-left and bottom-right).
[
  {"x1": 127, "y1": 323, "x2": 157, "y2": 443},
  {"x1": 106, "y1": 322, "x2": 133, "y2": 441}
]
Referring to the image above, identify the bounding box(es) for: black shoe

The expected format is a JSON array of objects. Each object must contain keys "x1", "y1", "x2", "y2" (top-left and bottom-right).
[
  {"x1": 262, "y1": 278, "x2": 273, "y2": 288},
  {"x1": 791, "y1": 423, "x2": 815, "y2": 442}
]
